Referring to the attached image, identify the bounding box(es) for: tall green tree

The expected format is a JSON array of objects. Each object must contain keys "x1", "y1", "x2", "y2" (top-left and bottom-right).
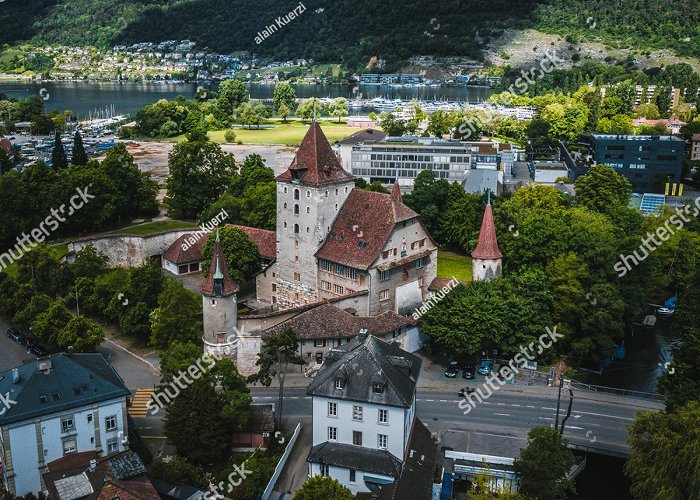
[
  {"x1": 325, "y1": 97, "x2": 349, "y2": 123},
  {"x1": 72, "y1": 130, "x2": 88, "y2": 166},
  {"x1": 513, "y1": 427, "x2": 576, "y2": 500},
  {"x1": 273, "y1": 82, "x2": 296, "y2": 116},
  {"x1": 295, "y1": 98, "x2": 321, "y2": 122},
  {"x1": 248, "y1": 328, "x2": 304, "y2": 429},
  {"x1": 378, "y1": 111, "x2": 406, "y2": 136},
  {"x1": 625, "y1": 402, "x2": 700, "y2": 499},
  {"x1": 165, "y1": 129, "x2": 237, "y2": 218},
  {"x1": 57, "y1": 315, "x2": 104, "y2": 352},
  {"x1": 150, "y1": 279, "x2": 203, "y2": 350},
  {"x1": 51, "y1": 129, "x2": 68, "y2": 169},
  {"x1": 574, "y1": 164, "x2": 632, "y2": 216},
  {"x1": 218, "y1": 79, "x2": 249, "y2": 109},
  {"x1": 201, "y1": 226, "x2": 260, "y2": 283}
]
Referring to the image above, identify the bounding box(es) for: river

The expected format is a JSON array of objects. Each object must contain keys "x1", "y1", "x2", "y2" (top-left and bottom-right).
[{"x1": 0, "y1": 81, "x2": 494, "y2": 119}]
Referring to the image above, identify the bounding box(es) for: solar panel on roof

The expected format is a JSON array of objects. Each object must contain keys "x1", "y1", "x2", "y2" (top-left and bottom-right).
[{"x1": 639, "y1": 193, "x2": 666, "y2": 214}]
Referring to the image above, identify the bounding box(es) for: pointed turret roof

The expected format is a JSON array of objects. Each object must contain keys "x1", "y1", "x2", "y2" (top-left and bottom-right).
[
  {"x1": 201, "y1": 231, "x2": 239, "y2": 297},
  {"x1": 391, "y1": 181, "x2": 402, "y2": 202},
  {"x1": 471, "y1": 193, "x2": 502, "y2": 260},
  {"x1": 276, "y1": 122, "x2": 355, "y2": 187}
]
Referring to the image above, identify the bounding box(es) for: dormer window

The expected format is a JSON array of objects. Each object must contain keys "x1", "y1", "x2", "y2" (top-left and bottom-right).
[
  {"x1": 335, "y1": 378, "x2": 345, "y2": 390},
  {"x1": 372, "y1": 382, "x2": 384, "y2": 394}
]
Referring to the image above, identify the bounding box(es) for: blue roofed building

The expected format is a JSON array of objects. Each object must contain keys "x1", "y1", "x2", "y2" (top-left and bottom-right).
[{"x1": 0, "y1": 354, "x2": 131, "y2": 497}]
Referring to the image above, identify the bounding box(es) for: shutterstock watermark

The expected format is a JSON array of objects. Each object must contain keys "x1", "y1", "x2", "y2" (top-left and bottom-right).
[
  {"x1": 614, "y1": 198, "x2": 700, "y2": 277},
  {"x1": 457, "y1": 326, "x2": 564, "y2": 414},
  {"x1": 508, "y1": 49, "x2": 567, "y2": 94},
  {"x1": 0, "y1": 185, "x2": 94, "y2": 272},
  {"x1": 0, "y1": 392, "x2": 18, "y2": 416},
  {"x1": 412, "y1": 277, "x2": 459, "y2": 320},
  {"x1": 255, "y1": 2, "x2": 307, "y2": 45},
  {"x1": 203, "y1": 461, "x2": 254, "y2": 499}
]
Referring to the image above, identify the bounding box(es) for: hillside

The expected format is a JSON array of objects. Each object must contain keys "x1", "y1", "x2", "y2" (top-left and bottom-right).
[{"x1": 1, "y1": 0, "x2": 699, "y2": 70}]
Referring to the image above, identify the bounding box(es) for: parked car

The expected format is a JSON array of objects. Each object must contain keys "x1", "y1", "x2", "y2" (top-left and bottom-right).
[
  {"x1": 6, "y1": 328, "x2": 23, "y2": 342},
  {"x1": 29, "y1": 345, "x2": 49, "y2": 357},
  {"x1": 462, "y1": 366, "x2": 475, "y2": 379},
  {"x1": 22, "y1": 337, "x2": 36, "y2": 348},
  {"x1": 444, "y1": 360, "x2": 460, "y2": 378},
  {"x1": 478, "y1": 360, "x2": 494, "y2": 375}
]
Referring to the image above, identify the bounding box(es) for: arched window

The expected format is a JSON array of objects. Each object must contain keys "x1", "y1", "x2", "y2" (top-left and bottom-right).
[
  {"x1": 284, "y1": 186, "x2": 288, "y2": 194},
  {"x1": 306, "y1": 207, "x2": 310, "y2": 214},
  {"x1": 335, "y1": 204, "x2": 338, "y2": 211},
  {"x1": 335, "y1": 189, "x2": 339, "y2": 195},
  {"x1": 294, "y1": 204, "x2": 300, "y2": 214},
  {"x1": 294, "y1": 224, "x2": 300, "y2": 234},
  {"x1": 284, "y1": 222, "x2": 288, "y2": 228},
  {"x1": 306, "y1": 191, "x2": 311, "y2": 198},
  {"x1": 284, "y1": 202, "x2": 287, "y2": 209},
  {"x1": 306, "y1": 226, "x2": 310, "y2": 233},
  {"x1": 345, "y1": 187, "x2": 349, "y2": 193},
  {"x1": 294, "y1": 189, "x2": 300, "y2": 200}
]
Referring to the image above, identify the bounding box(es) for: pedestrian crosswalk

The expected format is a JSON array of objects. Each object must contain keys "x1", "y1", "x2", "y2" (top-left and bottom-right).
[{"x1": 128, "y1": 388, "x2": 155, "y2": 418}]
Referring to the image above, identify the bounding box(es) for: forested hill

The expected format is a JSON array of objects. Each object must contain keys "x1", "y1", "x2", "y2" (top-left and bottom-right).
[{"x1": 1, "y1": 0, "x2": 699, "y2": 69}]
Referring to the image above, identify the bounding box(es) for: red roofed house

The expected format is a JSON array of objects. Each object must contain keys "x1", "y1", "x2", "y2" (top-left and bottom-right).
[{"x1": 471, "y1": 192, "x2": 502, "y2": 281}]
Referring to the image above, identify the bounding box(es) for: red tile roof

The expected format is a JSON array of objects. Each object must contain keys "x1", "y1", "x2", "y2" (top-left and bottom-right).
[
  {"x1": 262, "y1": 303, "x2": 415, "y2": 339},
  {"x1": 276, "y1": 122, "x2": 355, "y2": 186},
  {"x1": 229, "y1": 225, "x2": 276, "y2": 260},
  {"x1": 338, "y1": 128, "x2": 387, "y2": 145},
  {"x1": 0, "y1": 139, "x2": 11, "y2": 153},
  {"x1": 471, "y1": 201, "x2": 502, "y2": 260},
  {"x1": 163, "y1": 233, "x2": 207, "y2": 264},
  {"x1": 316, "y1": 189, "x2": 418, "y2": 270},
  {"x1": 201, "y1": 233, "x2": 239, "y2": 296}
]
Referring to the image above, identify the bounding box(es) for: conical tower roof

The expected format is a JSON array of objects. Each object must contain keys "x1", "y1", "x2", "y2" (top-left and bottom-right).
[
  {"x1": 471, "y1": 194, "x2": 502, "y2": 260},
  {"x1": 201, "y1": 231, "x2": 239, "y2": 297}
]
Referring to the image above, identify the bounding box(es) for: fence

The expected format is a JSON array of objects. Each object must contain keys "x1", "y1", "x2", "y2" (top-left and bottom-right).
[
  {"x1": 568, "y1": 378, "x2": 665, "y2": 401},
  {"x1": 261, "y1": 422, "x2": 302, "y2": 500}
]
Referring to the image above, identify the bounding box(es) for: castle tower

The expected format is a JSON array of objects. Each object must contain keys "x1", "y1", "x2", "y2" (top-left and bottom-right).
[
  {"x1": 274, "y1": 121, "x2": 355, "y2": 308},
  {"x1": 471, "y1": 191, "x2": 503, "y2": 281},
  {"x1": 201, "y1": 231, "x2": 239, "y2": 358}
]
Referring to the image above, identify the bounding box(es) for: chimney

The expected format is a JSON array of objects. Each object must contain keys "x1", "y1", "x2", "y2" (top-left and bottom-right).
[
  {"x1": 89, "y1": 459, "x2": 97, "y2": 472},
  {"x1": 358, "y1": 328, "x2": 369, "y2": 342},
  {"x1": 37, "y1": 358, "x2": 52, "y2": 374},
  {"x1": 12, "y1": 368, "x2": 19, "y2": 384}
]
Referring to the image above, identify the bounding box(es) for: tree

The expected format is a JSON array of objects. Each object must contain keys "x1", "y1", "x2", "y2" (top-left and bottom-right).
[
  {"x1": 625, "y1": 402, "x2": 700, "y2": 499},
  {"x1": 574, "y1": 164, "x2": 632, "y2": 215},
  {"x1": 273, "y1": 82, "x2": 296, "y2": 116},
  {"x1": 72, "y1": 130, "x2": 88, "y2": 165},
  {"x1": 165, "y1": 130, "x2": 237, "y2": 218},
  {"x1": 295, "y1": 98, "x2": 321, "y2": 122},
  {"x1": 248, "y1": 328, "x2": 304, "y2": 429},
  {"x1": 71, "y1": 245, "x2": 108, "y2": 280},
  {"x1": 277, "y1": 102, "x2": 291, "y2": 123},
  {"x1": 237, "y1": 101, "x2": 265, "y2": 129},
  {"x1": 150, "y1": 456, "x2": 205, "y2": 488},
  {"x1": 596, "y1": 114, "x2": 633, "y2": 134},
  {"x1": 379, "y1": 112, "x2": 406, "y2": 136},
  {"x1": 51, "y1": 129, "x2": 68, "y2": 170},
  {"x1": 31, "y1": 300, "x2": 72, "y2": 344},
  {"x1": 224, "y1": 129, "x2": 236, "y2": 143},
  {"x1": 164, "y1": 359, "x2": 250, "y2": 464},
  {"x1": 12, "y1": 293, "x2": 53, "y2": 332},
  {"x1": 634, "y1": 102, "x2": 660, "y2": 119},
  {"x1": 201, "y1": 226, "x2": 260, "y2": 282},
  {"x1": 218, "y1": 79, "x2": 249, "y2": 109},
  {"x1": 513, "y1": 427, "x2": 576, "y2": 500},
  {"x1": 57, "y1": 315, "x2": 104, "y2": 352},
  {"x1": 427, "y1": 110, "x2": 453, "y2": 137},
  {"x1": 150, "y1": 279, "x2": 203, "y2": 350},
  {"x1": 159, "y1": 341, "x2": 204, "y2": 380},
  {"x1": 293, "y1": 476, "x2": 354, "y2": 500},
  {"x1": 325, "y1": 97, "x2": 348, "y2": 123}
]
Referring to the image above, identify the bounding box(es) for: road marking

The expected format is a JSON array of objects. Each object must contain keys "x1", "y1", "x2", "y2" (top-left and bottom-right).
[
  {"x1": 439, "y1": 399, "x2": 448, "y2": 402},
  {"x1": 539, "y1": 417, "x2": 554, "y2": 421},
  {"x1": 482, "y1": 402, "x2": 491, "y2": 405},
  {"x1": 565, "y1": 426, "x2": 584, "y2": 430},
  {"x1": 573, "y1": 410, "x2": 634, "y2": 421},
  {"x1": 526, "y1": 405, "x2": 536, "y2": 408},
  {"x1": 290, "y1": 397, "x2": 298, "y2": 399},
  {"x1": 511, "y1": 404, "x2": 521, "y2": 407},
  {"x1": 425, "y1": 399, "x2": 434, "y2": 402},
  {"x1": 497, "y1": 403, "x2": 506, "y2": 406},
  {"x1": 493, "y1": 413, "x2": 511, "y2": 417},
  {"x1": 141, "y1": 436, "x2": 167, "y2": 439}
]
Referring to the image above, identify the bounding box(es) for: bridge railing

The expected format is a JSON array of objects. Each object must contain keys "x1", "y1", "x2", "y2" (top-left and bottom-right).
[{"x1": 568, "y1": 378, "x2": 665, "y2": 401}]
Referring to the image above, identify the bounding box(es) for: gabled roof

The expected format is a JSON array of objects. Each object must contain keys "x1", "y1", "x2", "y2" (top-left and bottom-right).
[
  {"x1": 276, "y1": 122, "x2": 355, "y2": 187},
  {"x1": 230, "y1": 225, "x2": 276, "y2": 260},
  {"x1": 307, "y1": 441, "x2": 402, "y2": 477},
  {"x1": 261, "y1": 303, "x2": 415, "y2": 340},
  {"x1": 201, "y1": 232, "x2": 239, "y2": 297},
  {"x1": 315, "y1": 189, "x2": 419, "y2": 270},
  {"x1": 0, "y1": 354, "x2": 130, "y2": 426},
  {"x1": 471, "y1": 198, "x2": 502, "y2": 260},
  {"x1": 338, "y1": 128, "x2": 387, "y2": 145},
  {"x1": 307, "y1": 334, "x2": 421, "y2": 408},
  {"x1": 163, "y1": 233, "x2": 206, "y2": 265},
  {"x1": 378, "y1": 419, "x2": 438, "y2": 500}
]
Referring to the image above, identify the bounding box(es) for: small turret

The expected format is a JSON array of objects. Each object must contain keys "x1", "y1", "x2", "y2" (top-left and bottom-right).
[{"x1": 471, "y1": 191, "x2": 503, "y2": 281}]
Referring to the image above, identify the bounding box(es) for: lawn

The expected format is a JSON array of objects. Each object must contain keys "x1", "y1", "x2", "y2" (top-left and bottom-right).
[
  {"x1": 1, "y1": 242, "x2": 67, "y2": 278},
  {"x1": 205, "y1": 121, "x2": 357, "y2": 146},
  {"x1": 437, "y1": 251, "x2": 472, "y2": 282},
  {"x1": 107, "y1": 220, "x2": 197, "y2": 236}
]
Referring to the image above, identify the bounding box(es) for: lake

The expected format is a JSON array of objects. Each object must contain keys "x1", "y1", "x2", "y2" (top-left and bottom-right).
[{"x1": 0, "y1": 81, "x2": 494, "y2": 119}]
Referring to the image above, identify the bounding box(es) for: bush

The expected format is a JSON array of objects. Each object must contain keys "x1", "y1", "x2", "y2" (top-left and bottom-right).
[{"x1": 224, "y1": 129, "x2": 236, "y2": 142}]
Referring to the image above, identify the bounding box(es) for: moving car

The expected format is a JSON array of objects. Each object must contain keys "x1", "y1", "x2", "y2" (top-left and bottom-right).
[
  {"x1": 444, "y1": 360, "x2": 460, "y2": 378},
  {"x1": 478, "y1": 360, "x2": 494, "y2": 375},
  {"x1": 6, "y1": 328, "x2": 23, "y2": 343},
  {"x1": 462, "y1": 366, "x2": 475, "y2": 379}
]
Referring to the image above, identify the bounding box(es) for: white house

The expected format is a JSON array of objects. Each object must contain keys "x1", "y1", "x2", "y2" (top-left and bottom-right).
[
  {"x1": 306, "y1": 332, "x2": 429, "y2": 495},
  {"x1": 0, "y1": 354, "x2": 131, "y2": 497}
]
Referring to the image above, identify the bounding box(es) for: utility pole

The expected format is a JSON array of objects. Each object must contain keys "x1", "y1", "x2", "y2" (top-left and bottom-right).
[{"x1": 554, "y1": 372, "x2": 564, "y2": 430}]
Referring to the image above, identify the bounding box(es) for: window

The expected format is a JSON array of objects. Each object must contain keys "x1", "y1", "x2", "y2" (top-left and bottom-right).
[
  {"x1": 284, "y1": 202, "x2": 287, "y2": 209},
  {"x1": 415, "y1": 257, "x2": 427, "y2": 269},
  {"x1": 382, "y1": 250, "x2": 390, "y2": 259},
  {"x1": 379, "y1": 270, "x2": 390, "y2": 282},
  {"x1": 378, "y1": 409, "x2": 388, "y2": 424},
  {"x1": 320, "y1": 464, "x2": 330, "y2": 477},
  {"x1": 87, "y1": 413, "x2": 93, "y2": 424},
  {"x1": 373, "y1": 382, "x2": 384, "y2": 394},
  {"x1": 347, "y1": 268, "x2": 357, "y2": 280},
  {"x1": 352, "y1": 405, "x2": 363, "y2": 421},
  {"x1": 322, "y1": 280, "x2": 332, "y2": 291},
  {"x1": 353, "y1": 431, "x2": 363, "y2": 446},
  {"x1": 379, "y1": 289, "x2": 390, "y2": 301},
  {"x1": 328, "y1": 402, "x2": 337, "y2": 417},
  {"x1": 321, "y1": 260, "x2": 332, "y2": 272},
  {"x1": 284, "y1": 222, "x2": 288, "y2": 228},
  {"x1": 335, "y1": 378, "x2": 345, "y2": 390},
  {"x1": 294, "y1": 223, "x2": 300, "y2": 234},
  {"x1": 272, "y1": 284, "x2": 277, "y2": 292},
  {"x1": 63, "y1": 438, "x2": 77, "y2": 455},
  {"x1": 378, "y1": 434, "x2": 388, "y2": 449},
  {"x1": 314, "y1": 339, "x2": 327, "y2": 347},
  {"x1": 306, "y1": 226, "x2": 310, "y2": 233},
  {"x1": 294, "y1": 204, "x2": 300, "y2": 214},
  {"x1": 107, "y1": 438, "x2": 118, "y2": 453},
  {"x1": 349, "y1": 469, "x2": 356, "y2": 482},
  {"x1": 307, "y1": 207, "x2": 310, "y2": 214},
  {"x1": 345, "y1": 186, "x2": 349, "y2": 193},
  {"x1": 294, "y1": 188, "x2": 300, "y2": 200},
  {"x1": 284, "y1": 186, "x2": 288, "y2": 194},
  {"x1": 294, "y1": 272, "x2": 301, "y2": 281},
  {"x1": 335, "y1": 189, "x2": 339, "y2": 195},
  {"x1": 105, "y1": 415, "x2": 117, "y2": 432},
  {"x1": 328, "y1": 427, "x2": 337, "y2": 441},
  {"x1": 61, "y1": 416, "x2": 75, "y2": 433},
  {"x1": 307, "y1": 191, "x2": 311, "y2": 198},
  {"x1": 334, "y1": 263, "x2": 344, "y2": 275},
  {"x1": 334, "y1": 284, "x2": 344, "y2": 295}
]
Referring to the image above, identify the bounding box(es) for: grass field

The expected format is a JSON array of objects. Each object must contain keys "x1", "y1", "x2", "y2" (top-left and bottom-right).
[
  {"x1": 107, "y1": 220, "x2": 197, "y2": 236},
  {"x1": 437, "y1": 251, "x2": 472, "y2": 282},
  {"x1": 204, "y1": 121, "x2": 357, "y2": 146},
  {"x1": 1, "y1": 243, "x2": 68, "y2": 278}
]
